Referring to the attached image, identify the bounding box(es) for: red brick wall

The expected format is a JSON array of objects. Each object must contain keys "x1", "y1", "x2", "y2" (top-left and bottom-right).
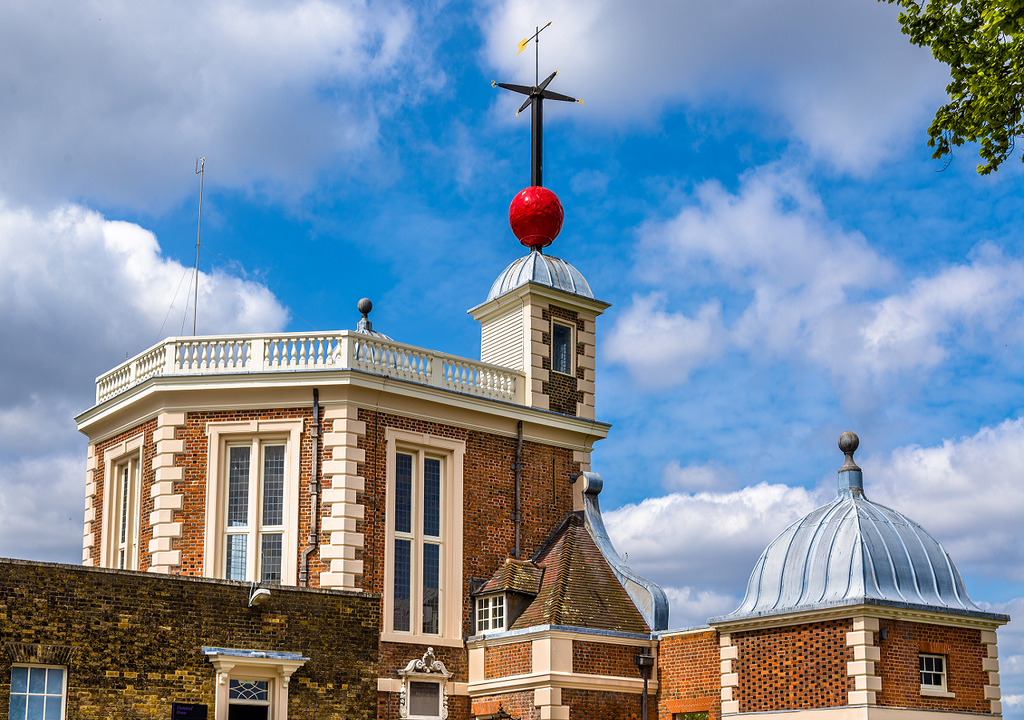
[
  {"x1": 875, "y1": 619, "x2": 989, "y2": 713},
  {"x1": 484, "y1": 642, "x2": 532, "y2": 679},
  {"x1": 358, "y1": 408, "x2": 578, "y2": 678},
  {"x1": 90, "y1": 417, "x2": 158, "y2": 569},
  {"x1": 562, "y1": 688, "x2": 648, "y2": 719},
  {"x1": 472, "y1": 691, "x2": 539, "y2": 720},
  {"x1": 735, "y1": 619, "x2": 853, "y2": 711},
  {"x1": 656, "y1": 630, "x2": 721, "y2": 720},
  {"x1": 574, "y1": 640, "x2": 643, "y2": 678},
  {"x1": 540, "y1": 305, "x2": 586, "y2": 416},
  {"x1": 174, "y1": 408, "x2": 321, "y2": 579}
]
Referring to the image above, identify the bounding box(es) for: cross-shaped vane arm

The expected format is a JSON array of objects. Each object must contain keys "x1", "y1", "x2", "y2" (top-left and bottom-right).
[{"x1": 493, "y1": 69, "x2": 580, "y2": 187}]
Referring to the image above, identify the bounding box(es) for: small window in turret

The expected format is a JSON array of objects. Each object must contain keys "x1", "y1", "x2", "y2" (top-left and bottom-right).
[{"x1": 552, "y1": 322, "x2": 573, "y2": 375}]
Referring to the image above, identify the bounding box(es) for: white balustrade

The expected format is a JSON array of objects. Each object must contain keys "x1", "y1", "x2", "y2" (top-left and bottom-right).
[{"x1": 95, "y1": 331, "x2": 523, "y2": 405}]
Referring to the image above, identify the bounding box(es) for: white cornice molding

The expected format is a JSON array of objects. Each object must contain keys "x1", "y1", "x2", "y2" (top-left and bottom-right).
[
  {"x1": 76, "y1": 369, "x2": 611, "y2": 446},
  {"x1": 465, "y1": 626, "x2": 655, "y2": 649},
  {"x1": 468, "y1": 281, "x2": 611, "y2": 321},
  {"x1": 468, "y1": 670, "x2": 656, "y2": 696},
  {"x1": 710, "y1": 603, "x2": 1007, "y2": 634},
  {"x1": 718, "y1": 705, "x2": 1000, "y2": 720}
]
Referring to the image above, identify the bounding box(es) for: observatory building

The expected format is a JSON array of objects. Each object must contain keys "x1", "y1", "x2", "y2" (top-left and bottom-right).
[{"x1": 0, "y1": 49, "x2": 1010, "y2": 720}]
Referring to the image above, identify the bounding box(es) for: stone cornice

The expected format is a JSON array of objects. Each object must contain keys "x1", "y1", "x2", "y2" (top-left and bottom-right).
[{"x1": 710, "y1": 602, "x2": 1008, "y2": 634}]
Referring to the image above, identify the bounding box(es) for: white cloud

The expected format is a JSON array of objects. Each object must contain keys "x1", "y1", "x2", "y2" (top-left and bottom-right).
[
  {"x1": 480, "y1": 0, "x2": 947, "y2": 172},
  {"x1": 662, "y1": 586, "x2": 739, "y2": 629},
  {"x1": 605, "y1": 482, "x2": 825, "y2": 596},
  {"x1": 605, "y1": 294, "x2": 725, "y2": 388},
  {"x1": 607, "y1": 167, "x2": 1024, "y2": 390},
  {"x1": 865, "y1": 417, "x2": 1024, "y2": 581},
  {"x1": 660, "y1": 460, "x2": 734, "y2": 493},
  {"x1": 0, "y1": 0, "x2": 432, "y2": 209},
  {"x1": 0, "y1": 198, "x2": 289, "y2": 562}
]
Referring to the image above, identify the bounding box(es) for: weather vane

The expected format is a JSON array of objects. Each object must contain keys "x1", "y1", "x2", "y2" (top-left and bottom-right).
[{"x1": 493, "y1": 22, "x2": 582, "y2": 187}]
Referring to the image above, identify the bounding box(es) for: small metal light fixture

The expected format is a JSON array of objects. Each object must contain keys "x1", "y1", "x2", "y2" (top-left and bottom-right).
[
  {"x1": 248, "y1": 582, "x2": 271, "y2": 608},
  {"x1": 636, "y1": 652, "x2": 655, "y2": 720}
]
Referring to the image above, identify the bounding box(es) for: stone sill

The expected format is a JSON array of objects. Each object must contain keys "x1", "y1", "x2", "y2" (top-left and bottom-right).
[{"x1": 921, "y1": 687, "x2": 956, "y2": 698}]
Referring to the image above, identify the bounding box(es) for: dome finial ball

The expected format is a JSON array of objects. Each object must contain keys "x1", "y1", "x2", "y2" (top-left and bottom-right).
[
  {"x1": 838, "y1": 431, "x2": 859, "y2": 455},
  {"x1": 357, "y1": 298, "x2": 372, "y2": 316}
]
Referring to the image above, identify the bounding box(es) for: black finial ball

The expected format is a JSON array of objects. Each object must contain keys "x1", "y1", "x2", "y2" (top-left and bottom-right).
[
  {"x1": 357, "y1": 298, "x2": 372, "y2": 315},
  {"x1": 838, "y1": 431, "x2": 859, "y2": 455}
]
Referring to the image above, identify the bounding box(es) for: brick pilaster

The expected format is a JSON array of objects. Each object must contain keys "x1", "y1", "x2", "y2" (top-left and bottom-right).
[{"x1": 149, "y1": 412, "x2": 186, "y2": 573}]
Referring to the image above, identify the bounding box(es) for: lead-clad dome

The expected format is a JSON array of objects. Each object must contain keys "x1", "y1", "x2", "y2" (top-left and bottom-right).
[
  {"x1": 487, "y1": 252, "x2": 594, "y2": 302},
  {"x1": 718, "y1": 432, "x2": 991, "y2": 621}
]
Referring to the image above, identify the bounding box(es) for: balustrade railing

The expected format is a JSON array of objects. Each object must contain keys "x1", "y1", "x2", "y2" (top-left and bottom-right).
[{"x1": 95, "y1": 331, "x2": 523, "y2": 406}]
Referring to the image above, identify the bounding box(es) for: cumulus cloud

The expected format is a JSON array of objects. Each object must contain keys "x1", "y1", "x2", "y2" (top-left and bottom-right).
[
  {"x1": 606, "y1": 166, "x2": 1024, "y2": 390},
  {"x1": 0, "y1": 0, "x2": 432, "y2": 209},
  {"x1": 480, "y1": 0, "x2": 946, "y2": 172},
  {"x1": 604, "y1": 482, "x2": 825, "y2": 595},
  {"x1": 0, "y1": 198, "x2": 289, "y2": 562}
]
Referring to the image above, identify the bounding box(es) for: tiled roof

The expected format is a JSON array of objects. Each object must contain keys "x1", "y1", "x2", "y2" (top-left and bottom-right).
[
  {"x1": 475, "y1": 558, "x2": 544, "y2": 596},
  {"x1": 511, "y1": 513, "x2": 650, "y2": 634}
]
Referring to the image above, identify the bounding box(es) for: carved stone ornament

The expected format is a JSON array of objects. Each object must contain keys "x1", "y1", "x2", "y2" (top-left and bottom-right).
[{"x1": 397, "y1": 647, "x2": 451, "y2": 719}]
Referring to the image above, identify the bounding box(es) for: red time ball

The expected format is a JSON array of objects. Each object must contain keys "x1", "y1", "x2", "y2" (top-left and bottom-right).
[{"x1": 509, "y1": 186, "x2": 564, "y2": 249}]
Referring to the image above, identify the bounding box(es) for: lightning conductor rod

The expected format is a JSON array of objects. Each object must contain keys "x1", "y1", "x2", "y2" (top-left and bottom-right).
[{"x1": 193, "y1": 157, "x2": 205, "y2": 336}]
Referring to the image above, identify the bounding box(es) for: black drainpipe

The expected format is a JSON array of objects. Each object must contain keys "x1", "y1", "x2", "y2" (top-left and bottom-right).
[
  {"x1": 513, "y1": 420, "x2": 523, "y2": 559},
  {"x1": 299, "y1": 388, "x2": 321, "y2": 586}
]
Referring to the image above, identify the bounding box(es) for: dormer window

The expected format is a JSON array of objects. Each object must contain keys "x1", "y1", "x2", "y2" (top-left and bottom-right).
[{"x1": 476, "y1": 594, "x2": 506, "y2": 634}]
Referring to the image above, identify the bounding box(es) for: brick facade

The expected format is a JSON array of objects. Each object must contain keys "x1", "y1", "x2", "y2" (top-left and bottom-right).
[
  {"x1": 540, "y1": 305, "x2": 586, "y2": 417},
  {"x1": 573, "y1": 640, "x2": 643, "y2": 678},
  {"x1": 0, "y1": 558, "x2": 378, "y2": 719},
  {"x1": 875, "y1": 618, "x2": 990, "y2": 713},
  {"x1": 472, "y1": 691, "x2": 538, "y2": 720},
  {"x1": 484, "y1": 642, "x2": 532, "y2": 679},
  {"x1": 657, "y1": 630, "x2": 721, "y2": 720},
  {"x1": 561, "y1": 687, "x2": 649, "y2": 720},
  {"x1": 734, "y1": 619, "x2": 853, "y2": 712}
]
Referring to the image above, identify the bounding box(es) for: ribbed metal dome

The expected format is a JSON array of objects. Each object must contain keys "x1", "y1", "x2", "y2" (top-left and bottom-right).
[
  {"x1": 487, "y1": 251, "x2": 594, "y2": 302},
  {"x1": 720, "y1": 432, "x2": 989, "y2": 621}
]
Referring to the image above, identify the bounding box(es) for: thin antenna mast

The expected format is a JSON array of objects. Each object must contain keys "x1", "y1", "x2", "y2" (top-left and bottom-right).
[{"x1": 193, "y1": 157, "x2": 205, "y2": 336}]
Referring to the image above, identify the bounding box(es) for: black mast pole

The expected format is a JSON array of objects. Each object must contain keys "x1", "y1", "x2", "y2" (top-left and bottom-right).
[{"x1": 532, "y1": 95, "x2": 543, "y2": 187}]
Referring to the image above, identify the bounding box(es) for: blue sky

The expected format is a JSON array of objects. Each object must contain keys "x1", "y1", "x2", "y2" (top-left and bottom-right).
[{"x1": 1, "y1": 0, "x2": 1023, "y2": 711}]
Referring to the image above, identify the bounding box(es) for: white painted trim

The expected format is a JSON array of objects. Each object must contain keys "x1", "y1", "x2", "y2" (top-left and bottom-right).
[
  {"x1": 99, "y1": 432, "x2": 145, "y2": 570},
  {"x1": 203, "y1": 419, "x2": 303, "y2": 585},
  {"x1": 712, "y1": 604, "x2": 1007, "y2": 633},
  {"x1": 465, "y1": 627, "x2": 655, "y2": 649},
  {"x1": 382, "y1": 428, "x2": 465, "y2": 643},
  {"x1": 205, "y1": 653, "x2": 307, "y2": 720},
  {"x1": 718, "y1": 707, "x2": 999, "y2": 720},
  {"x1": 467, "y1": 670, "x2": 657, "y2": 695}
]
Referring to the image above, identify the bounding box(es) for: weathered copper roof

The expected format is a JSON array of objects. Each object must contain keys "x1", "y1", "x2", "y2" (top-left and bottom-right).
[
  {"x1": 511, "y1": 513, "x2": 650, "y2": 634},
  {"x1": 475, "y1": 558, "x2": 544, "y2": 596}
]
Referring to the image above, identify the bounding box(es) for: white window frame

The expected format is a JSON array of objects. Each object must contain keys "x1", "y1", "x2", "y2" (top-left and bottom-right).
[
  {"x1": 475, "y1": 594, "x2": 506, "y2": 635},
  {"x1": 205, "y1": 650, "x2": 307, "y2": 720},
  {"x1": 204, "y1": 420, "x2": 303, "y2": 586},
  {"x1": 383, "y1": 429, "x2": 464, "y2": 646},
  {"x1": 551, "y1": 320, "x2": 575, "y2": 376},
  {"x1": 920, "y1": 653, "x2": 953, "y2": 697},
  {"x1": 99, "y1": 432, "x2": 144, "y2": 571},
  {"x1": 8, "y1": 664, "x2": 67, "y2": 720}
]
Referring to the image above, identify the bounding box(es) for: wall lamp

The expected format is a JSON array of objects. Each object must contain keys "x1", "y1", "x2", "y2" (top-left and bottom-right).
[{"x1": 248, "y1": 582, "x2": 271, "y2": 608}]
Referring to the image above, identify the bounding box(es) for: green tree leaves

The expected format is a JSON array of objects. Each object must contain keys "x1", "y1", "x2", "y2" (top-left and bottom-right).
[{"x1": 884, "y1": 0, "x2": 1024, "y2": 174}]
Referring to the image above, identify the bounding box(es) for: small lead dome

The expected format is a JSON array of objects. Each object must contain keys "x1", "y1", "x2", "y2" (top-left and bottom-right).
[
  {"x1": 715, "y1": 432, "x2": 989, "y2": 621},
  {"x1": 486, "y1": 252, "x2": 594, "y2": 302}
]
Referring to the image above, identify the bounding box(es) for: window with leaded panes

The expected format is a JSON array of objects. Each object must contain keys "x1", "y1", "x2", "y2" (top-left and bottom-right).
[
  {"x1": 392, "y1": 450, "x2": 443, "y2": 636},
  {"x1": 225, "y1": 442, "x2": 286, "y2": 584}
]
